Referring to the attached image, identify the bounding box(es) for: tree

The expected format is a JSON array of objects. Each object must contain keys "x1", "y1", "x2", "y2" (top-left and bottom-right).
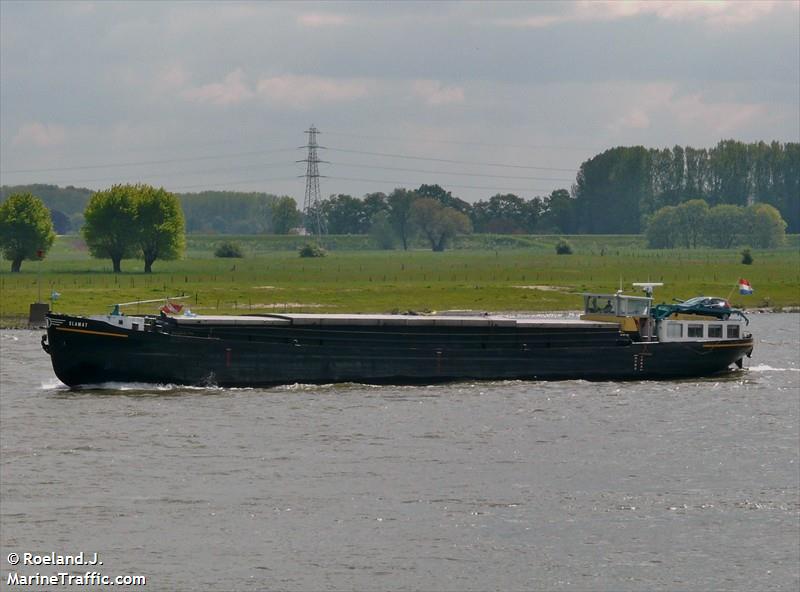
[
  {"x1": 708, "y1": 140, "x2": 751, "y2": 206},
  {"x1": 135, "y1": 185, "x2": 185, "y2": 273},
  {"x1": 645, "y1": 199, "x2": 788, "y2": 250},
  {"x1": 416, "y1": 184, "x2": 472, "y2": 215},
  {"x1": 521, "y1": 196, "x2": 545, "y2": 233},
  {"x1": 775, "y1": 142, "x2": 799, "y2": 232},
  {"x1": 705, "y1": 204, "x2": 746, "y2": 248},
  {"x1": 178, "y1": 191, "x2": 280, "y2": 233},
  {"x1": 573, "y1": 146, "x2": 651, "y2": 234},
  {"x1": 410, "y1": 198, "x2": 471, "y2": 251},
  {"x1": 673, "y1": 199, "x2": 709, "y2": 248},
  {"x1": 745, "y1": 203, "x2": 786, "y2": 248},
  {"x1": 386, "y1": 188, "x2": 418, "y2": 250},
  {"x1": 0, "y1": 184, "x2": 92, "y2": 220},
  {"x1": 362, "y1": 192, "x2": 388, "y2": 222},
  {"x1": 645, "y1": 199, "x2": 709, "y2": 248},
  {"x1": 369, "y1": 211, "x2": 396, "y2": 250},
  {"x1": 540, "y1": 189, "x2": 574, "y2": 233},
  {"x1": 323, "y1": 194, "x2": 368, "y2": 234},
  {"x1": 0, "y1": 192, "x2": 55, "y2": 272},
  {"x1": 83, "y1": 185, "x2": 139, "y2": 272},
  {"x1": 645, "y1": 206, "x2": 679, "y2": 248},
  {"x1": 474, "y1": 193, "x2": 528, "y2": 234},
  {"x1": 270, "y1": 196, "x2": 300, "y2": 234},
  {"x1": 49, "y1": 209, "x2": 71, "y2": 234}
]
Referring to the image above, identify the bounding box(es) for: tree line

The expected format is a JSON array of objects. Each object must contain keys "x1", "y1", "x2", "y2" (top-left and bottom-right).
[
  {"x1": 0, "y1": 185, "x2": 300, "y2": 236},
  {"x1": 180, "y1": 192, "x2": 300, "y2": 234},
  {"x1": 0, "y1": 185, "x2": 184, "y2": 272},
  {"x1": 306, "y1": 184, "x2": 572, "y2": 250},
  {"x1": 0, "y1": 183, "x2": 573, "y2": 237},
  {"x1": 645, "y1": 200, "x2": 787, "y2": 249},
  {"x1": 5, "y1": 140, "x2": 796, "y2": 238},
  {"x1": 574, "y1": 140, "x2": 799, "y2": 234},
  {"x1": 2, "y1": 139, "x2": 797, "y2": 270}
]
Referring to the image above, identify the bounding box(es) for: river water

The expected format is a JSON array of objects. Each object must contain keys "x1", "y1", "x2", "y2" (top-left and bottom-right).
[{"x1": 1, "y1": 314, "x2": 798, "y2": 591}]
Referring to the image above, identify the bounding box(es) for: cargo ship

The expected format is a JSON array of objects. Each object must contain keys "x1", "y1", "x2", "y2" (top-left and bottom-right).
[{"x1": 42, "y1": 284, "x2": 753, "y2": 387}]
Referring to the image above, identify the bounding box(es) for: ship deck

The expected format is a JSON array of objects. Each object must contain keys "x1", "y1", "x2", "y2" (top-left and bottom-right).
[{"x1": 171, "y1": 313, "x2": 620, "y2": 329}]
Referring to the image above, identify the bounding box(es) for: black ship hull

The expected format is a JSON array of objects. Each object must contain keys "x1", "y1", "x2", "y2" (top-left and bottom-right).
[{"x1": 43, "y1": 313, "x2": 754, "y2": 388}]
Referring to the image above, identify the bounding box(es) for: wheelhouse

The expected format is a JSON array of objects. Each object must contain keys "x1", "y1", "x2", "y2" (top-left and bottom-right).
[
  {"x1": 582, "y1": 293, "x2": 652, "y2": 317},
  {"x1": 581, "y1": 284, "x2": 750, "y2": 345}
]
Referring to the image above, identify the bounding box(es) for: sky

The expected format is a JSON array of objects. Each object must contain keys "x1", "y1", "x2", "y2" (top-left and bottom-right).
[{"x1": 1, "y1": 0, "x2": 798, "y2": 204}]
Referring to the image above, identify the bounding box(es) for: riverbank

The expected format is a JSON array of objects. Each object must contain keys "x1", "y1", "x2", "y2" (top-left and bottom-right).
[{"x1": 1, "y1": 236, "x2": 798, "y2": 326}]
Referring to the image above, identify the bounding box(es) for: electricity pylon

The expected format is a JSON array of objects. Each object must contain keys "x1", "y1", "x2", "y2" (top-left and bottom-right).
[{"x1": 298, "y1": 125, "x2": 327, "y2": 238}]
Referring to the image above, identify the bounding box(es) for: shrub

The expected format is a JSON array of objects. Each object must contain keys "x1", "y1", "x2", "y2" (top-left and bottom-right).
[
  {"x1": 298, "y1": 242, "x2": 326, "y2": 258},
  {"x1": 741, "y1": 248, "x2": 753, "y2": 265},
  {"x1": 214, "y1": 241, "x2": 244, "y2": 258},
  {"x1": 555, "y1": 239, "x2": 573, "y2": 255},
  {"x1": 369, "y1": 212, "x2": 396, "y2": 250}
]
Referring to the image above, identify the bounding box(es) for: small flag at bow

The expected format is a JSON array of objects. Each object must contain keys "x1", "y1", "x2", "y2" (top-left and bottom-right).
[
  {"x1": 738, "y1": 279, "x2": 754, "y2": 295},
  {"x1": 160, "y1": 301, "x2": 184, "y2": 315}
]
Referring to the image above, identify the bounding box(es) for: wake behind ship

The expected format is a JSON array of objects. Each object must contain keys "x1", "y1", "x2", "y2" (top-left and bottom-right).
[{"x1": 42, "y1": 284, "x2": 753, "y2": 387}]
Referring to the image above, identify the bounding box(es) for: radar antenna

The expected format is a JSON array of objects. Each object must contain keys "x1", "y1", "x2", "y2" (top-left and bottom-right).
[{"x1": 632, "y1": 282, "x2": 664, "y2": 298}]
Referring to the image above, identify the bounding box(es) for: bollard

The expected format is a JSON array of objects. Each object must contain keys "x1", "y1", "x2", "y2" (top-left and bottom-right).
[{"x1": 28, "y1": 302, "x2": 49, "y2": 327}]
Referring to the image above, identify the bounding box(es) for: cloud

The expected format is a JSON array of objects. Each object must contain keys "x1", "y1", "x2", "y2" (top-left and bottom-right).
[
  {"x1": 493, "y1": 14, "x2": 564, "y2": 29},
  {"x1": 64, "y1": 2, "x2": 97, "y2": 16},
  {"x1": 255, "y1": 75, "x2": 372, "y2": 108},
  {"x1": 156, "y1": 63, "x2": 189, "y2": 90},
  {"x1": 297, "y1": 12, "x2": 350, "y2": 28},
  {"x1": 495, "y1": 1, "x2": 785, "y2": 29},
  {"x1": 669, "y1": 93, "x2": 768, "y2": 134},
  {"x1": 181, "y1": 68, "x2": 254, "y2": 106},
  {"x1": 165, "y1": 66, "x2": 377, "y2": 109},
  {"x1": 613, "y1": 109, "x2": 651, "y2": 131},
  {"x1": 412, "y1": 80, "x2": 465, "y2": 106},
  {"x1": 12, "y1": 122, "x2": 67, "y2": 147},
  {"x1": 577, "y1": 0, "x2": 782, "y2": 27},
  {"x1": 607, "y1": 83, "x2": 768, "y2": 135}
]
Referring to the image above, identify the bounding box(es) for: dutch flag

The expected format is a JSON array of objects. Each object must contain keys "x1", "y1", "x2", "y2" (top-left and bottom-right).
[
  {"x1": 160, "y1": 301, "x2": 184, "y2": 315},
  {"x1": 738, "y1": 279, "x2": 754, "y2": 295}
]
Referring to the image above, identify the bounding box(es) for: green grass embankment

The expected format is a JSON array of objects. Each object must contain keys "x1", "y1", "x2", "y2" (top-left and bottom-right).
[{"x1": 1, "y1": 234, "x2": 797, "y2": 326}]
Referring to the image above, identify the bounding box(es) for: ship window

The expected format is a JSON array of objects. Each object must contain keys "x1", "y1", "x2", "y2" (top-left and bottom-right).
[
  {"x1": 666, "y1": 322, "x2": 682, "y2": 338},
  {"x1": 622, "y1": 299, "x2": 649, "y2": 316},
  {"x1": 708, "y1": 325, "x2": 723, "y2": 338},
  {"x1": 727, "y1": 325, "x2": 740, "y2": 339},
  {"x1": 687, "y1": 324, "x2": 703, "y2": 338}
]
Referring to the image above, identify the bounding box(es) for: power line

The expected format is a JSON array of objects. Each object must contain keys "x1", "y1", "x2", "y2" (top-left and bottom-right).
[
  {"x1": 329, "y1": 161, "x2": 573, "y2": 182},
  {"x1": 169, "y1": 176, "x2": 300, "y2": 191},
  {"x1": 327, "y1": 175, "x2": 560, "y2": 194},
  {"x1": 39, "y1": 161, "x2": 297, "y2": 186},
  {"x1": 324, "y1": 129, "x2": 588, "y2": 152},
  {"x1": 0, "y1": 147, "x2": 297, "y2": 174},
  {"x1": 3, "y1": 144, "x2": 577, "y2": 177},
  {"x1": 325, "y1": 146, "x2": 577, "y2": 172}
]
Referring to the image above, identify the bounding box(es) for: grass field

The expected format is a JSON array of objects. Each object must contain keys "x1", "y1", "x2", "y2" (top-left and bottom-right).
[{"x1": 1, "y1": 234, "x2": 798, "y2": 326}]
